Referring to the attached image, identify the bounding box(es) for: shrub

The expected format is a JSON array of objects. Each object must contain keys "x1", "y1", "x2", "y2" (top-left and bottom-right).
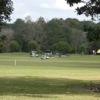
[
  {"x1": 51, "y1": 42, "x2": 72, "y2": 54},
  {"x1": 10, "y1": 41, "x2": 20, "y2": 52},
  {"x1": 28, "y1": 40, "x2": 38, "y2": 51}
]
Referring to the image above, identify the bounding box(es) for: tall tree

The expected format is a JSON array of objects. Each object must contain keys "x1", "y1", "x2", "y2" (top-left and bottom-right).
[
  {"x1": 65, "y1": 0, "x2": 100, "y2": 41},
  {"x1": 45, "y1": 18, "x2": 71, "y2": 49},
  {"x1": 84, "y1": 23, "x2": 100, "y2": 41},
  {"x1": 35, "y1": 17, "x2": 46, "y2": 44},
  {"x1": 70, "y1": 29, "x2": 87, "y2": 53},
  {"x1": 0, "y1": 0, "x2": 13, "y2": 29}
]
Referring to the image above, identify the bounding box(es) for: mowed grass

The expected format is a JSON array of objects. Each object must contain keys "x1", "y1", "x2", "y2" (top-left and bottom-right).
[{"x1": 0, "y1": 53, "x2": 100, "y2": 100}]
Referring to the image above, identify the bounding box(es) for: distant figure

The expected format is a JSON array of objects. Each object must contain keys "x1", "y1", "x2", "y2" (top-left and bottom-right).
[
  {"x1": 59, "y1": 53, "x2": 61, "y2": 57},
  {"x1": 92, "y1": 50, "x2": 96, "y2": 55}
]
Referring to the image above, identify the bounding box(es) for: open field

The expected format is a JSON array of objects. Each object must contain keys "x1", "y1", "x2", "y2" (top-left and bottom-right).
[{"x1": 0, "y1": 53, "x2": 100, "y2": 100}]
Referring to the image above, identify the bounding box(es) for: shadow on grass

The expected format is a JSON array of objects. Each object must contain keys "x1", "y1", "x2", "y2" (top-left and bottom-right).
[{"x1": 0, "y1": 77, "x2": 100, "y2": 98}]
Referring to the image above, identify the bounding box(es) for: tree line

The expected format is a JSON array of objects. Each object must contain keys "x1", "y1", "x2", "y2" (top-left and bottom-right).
[
  {"x1": 0, "y1": 16, "x2": 100, "y2": 54},
  {"x1": 0, "y1": 0, "x2": 99, "y2": 54}
]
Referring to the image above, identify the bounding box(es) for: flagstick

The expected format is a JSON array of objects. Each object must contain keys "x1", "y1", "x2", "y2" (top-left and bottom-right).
[{"x1": 15, "y1": 60, "x2": 16, "y2": 66}]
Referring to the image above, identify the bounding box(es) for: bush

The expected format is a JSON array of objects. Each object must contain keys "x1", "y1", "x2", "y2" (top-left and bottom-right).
[
  {"x1": 28, "y1": 40, "x2": 38, "y2": 51},
  {"x1": 51, "y1": 42, "x2": 72, "y2": 54},
  {"x1": 10, "y1": 41, "x2": 20, "y2": 52},
  {"x1": 79, "y1": 45, "x2": 87, "y2": 54}
]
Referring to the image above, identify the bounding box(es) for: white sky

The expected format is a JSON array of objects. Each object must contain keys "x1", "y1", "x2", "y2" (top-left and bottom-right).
[{"x1": 10, "y1": 0, "x2": 91, "y2": 23}]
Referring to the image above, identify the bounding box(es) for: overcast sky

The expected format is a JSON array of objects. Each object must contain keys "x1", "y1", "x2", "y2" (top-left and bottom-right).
[{"x1": 10, "y1": 0, "x2": 91, "y2": 23}]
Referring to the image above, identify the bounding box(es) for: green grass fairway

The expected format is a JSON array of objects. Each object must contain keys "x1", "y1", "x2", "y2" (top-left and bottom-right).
[{"x1": 0, "y1": 53, "x2": 100, "y2": 100}]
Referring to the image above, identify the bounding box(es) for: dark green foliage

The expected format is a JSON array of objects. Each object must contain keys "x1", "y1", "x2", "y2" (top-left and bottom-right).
[
  {"x1": 0, "y1": 35, "x2": 6, "y2": 52},
  {"x1": 51, "y1": 42, "x2": 72, "y2": 54},
  {"x1": 45, "y1": 18, "x2": 71, "y2": 49},
  {"x1": 12, "y1": 18, "x2": 34, "y2": 52},
  {"x1": 88, "y1": 41, "x2": 100, "y2": 51},
  {"x1": 0, "y1": 41, "x2": 3, "y2": 52},
  {"x1": 3, "y1": 17, "x2": 99, "y2": 54},
  {"x1": 10, "y1": 41, "x2": 20, "y2": 52},
  {"x1": 65, "y1": 0, "x2": 100, "y2": 20},
  {"x1": 65, "y1": 0, "x2": 100, "y2": 43},
  {"x1": 84, "y1": 24, "x2": 100, "y2": 41},
  {"x1": 79, "y1": 45, "x2": 87, "y2": 54},
  {"x1": 0, "y1": 0, "x2": 13, "y2": 29},
  {"x1": 65, "y1": 0, "x2": 81, "y2": 6},
  {"x1": 28, "y1": 40, "x2": 38, "y2": 51},
  {"x1": 0, "y1": 35, "x2": 6, "y2": 42}
]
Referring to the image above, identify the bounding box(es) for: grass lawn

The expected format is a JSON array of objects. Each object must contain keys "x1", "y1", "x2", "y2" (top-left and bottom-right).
[{"x1": 0, "y1": 53, "x2": 100, "y2": 100}]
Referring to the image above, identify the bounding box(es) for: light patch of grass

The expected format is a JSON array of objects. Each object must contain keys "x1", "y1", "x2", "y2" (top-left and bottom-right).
[{"x1": 0, "y1": 95, "x2": 100, "y2": 100}]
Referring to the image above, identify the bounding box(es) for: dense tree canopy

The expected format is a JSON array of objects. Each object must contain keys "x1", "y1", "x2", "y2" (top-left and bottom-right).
[
  {"x1": 0, "y1": 17, "x2": 99, "y2": 54},
  {"x1": 0, "y1": 0, "x2": 13, "y2": 29},
  {"x1": 84, "y1": 24, "x2": 100, "y2": 41},
  {"x1": 65, "y1": 0, "x2": 100, "y2": 20},
  {"x1": 65, "y1": 0, "x2": 100, "y2": 41}
]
